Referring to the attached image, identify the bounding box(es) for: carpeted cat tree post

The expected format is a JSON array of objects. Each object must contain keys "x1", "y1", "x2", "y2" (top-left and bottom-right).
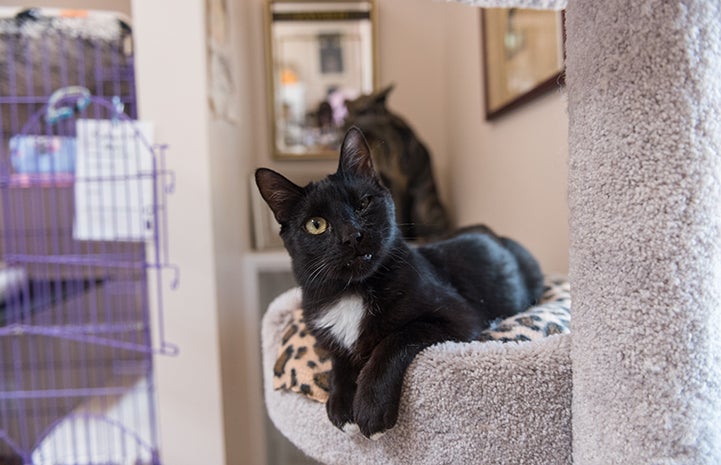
[
  {"x1": 566, "y1": 1, "x2": 721, "y2": 463},
  {"x1": 261, "y1": 0, "x2": 721, "y2": 463}
]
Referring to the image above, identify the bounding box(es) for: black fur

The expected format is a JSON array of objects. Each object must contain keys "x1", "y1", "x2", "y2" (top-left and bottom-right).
[{"x1": 255, "y1": 127, "x2": 543, "y2": 439}]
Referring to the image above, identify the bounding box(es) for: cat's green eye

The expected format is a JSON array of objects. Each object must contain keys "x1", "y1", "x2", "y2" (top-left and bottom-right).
[{"x1": 305, "y1": 217, "x2": 328, "y2": 235}]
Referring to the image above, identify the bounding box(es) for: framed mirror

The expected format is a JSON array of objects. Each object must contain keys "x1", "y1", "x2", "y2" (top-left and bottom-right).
[{"x1": 265, "y1": 0, "x2": 377, "y2": 159}]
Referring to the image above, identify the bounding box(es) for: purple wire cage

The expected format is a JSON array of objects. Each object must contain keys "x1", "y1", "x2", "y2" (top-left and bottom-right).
[{"x1": 0, "y1": 9, "x2": 176, "y2": 465}]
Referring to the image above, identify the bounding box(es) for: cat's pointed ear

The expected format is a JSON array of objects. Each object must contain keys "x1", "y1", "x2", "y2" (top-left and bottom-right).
[
  {"x1": 374, "y1": 84, "x2": 394, "y2": 105},
  {"x1": 338, "y1": 126, "x2": 376, "y2": 179},
  {"x1": 255, "y1": 168, "x2": 304, "y2": 224}
]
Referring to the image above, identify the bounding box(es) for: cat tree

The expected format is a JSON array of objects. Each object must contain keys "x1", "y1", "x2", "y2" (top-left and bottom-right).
[{"x1": 262, "y1": 0, "x2": 721, "y2": 463}]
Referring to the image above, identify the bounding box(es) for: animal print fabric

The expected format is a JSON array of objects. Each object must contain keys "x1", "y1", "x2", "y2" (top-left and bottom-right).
[
  {"x1": 273, "y1": 277, "x2": 571, "y2": 403},
  {"x1": 273, "y1": 309, "x2": 333, "y2": 402},
  {"x1": 478, "y1": 277, "x2": 571, "y2": 342}
]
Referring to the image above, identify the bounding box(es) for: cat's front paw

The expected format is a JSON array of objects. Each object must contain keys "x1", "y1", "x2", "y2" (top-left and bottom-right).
[
  {"x1": 326, "y1": 386, "x2": 355, "y2": 433},
  {"x1": 352, "y1": 381, "x2": 399, "y2": 440}
]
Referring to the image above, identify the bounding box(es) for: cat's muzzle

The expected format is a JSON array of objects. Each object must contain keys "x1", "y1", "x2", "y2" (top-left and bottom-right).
[{"x1": 345, "y1": 253, "x2": 373, "y2": 268}]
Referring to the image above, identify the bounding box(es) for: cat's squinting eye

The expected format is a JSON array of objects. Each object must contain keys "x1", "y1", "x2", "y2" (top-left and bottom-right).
[
  {"x1": 358, "y1": 196, "x2": 372, "y2": 211},
  {"x1": 305, "y1": 217, "x2": 328, "y2": 235}
]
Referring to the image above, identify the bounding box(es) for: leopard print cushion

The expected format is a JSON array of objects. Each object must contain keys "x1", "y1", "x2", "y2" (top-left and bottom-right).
[
  {"x1": 478, "y1": 277, "x2": 570, "y2": 342},
  {"x1": 273, "y1": 277, "x2": 571, "y2": 403},
  {"x1": 273, "y1": 309, "x2": 333, "y2": 402}
]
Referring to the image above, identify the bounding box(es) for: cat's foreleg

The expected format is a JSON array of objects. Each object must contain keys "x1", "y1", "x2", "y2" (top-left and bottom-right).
[
  {"x1": 326, "y1": 353, "x2": 360, "y2": 433},
  {"x1": 353, "y1": 322, "x2": 457, "y2": 439}
]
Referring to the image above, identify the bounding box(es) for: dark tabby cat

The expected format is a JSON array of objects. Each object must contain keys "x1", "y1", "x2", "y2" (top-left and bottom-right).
[
  {"x1": 343, "y1": 85, "x2": 451, "y2": 241},
  {"x1": 255, "y1": 127, "x2": 543, "y2": 439}
]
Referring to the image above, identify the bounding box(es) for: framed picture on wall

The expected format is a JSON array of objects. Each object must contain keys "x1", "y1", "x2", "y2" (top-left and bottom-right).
[
  {"x1": 318, "y1": 33, "x2": 344, "y2": 74},
  {"x1": 481, "y1": 8, "x2": 565, "y2": 120}
]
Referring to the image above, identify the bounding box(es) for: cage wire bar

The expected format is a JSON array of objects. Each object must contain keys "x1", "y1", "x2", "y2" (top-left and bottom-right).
[{"x1": 0, "y1": 9, "x2": 176, "y2": 465}]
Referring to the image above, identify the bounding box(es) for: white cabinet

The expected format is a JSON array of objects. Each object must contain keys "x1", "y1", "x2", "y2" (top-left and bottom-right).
[{"x1": 243, "y1": 251, "x2": 320, "y2": 465}]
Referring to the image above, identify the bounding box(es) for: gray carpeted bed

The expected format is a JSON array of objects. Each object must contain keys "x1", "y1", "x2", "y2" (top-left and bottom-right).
[{"x1": 263, "y1": 279, "x2": 572, "y2": 464}]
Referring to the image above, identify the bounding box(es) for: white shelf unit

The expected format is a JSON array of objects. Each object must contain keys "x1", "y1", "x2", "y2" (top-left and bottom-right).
[{"x1": 243, "y1": 250, "x2": 320, "y2": 465}]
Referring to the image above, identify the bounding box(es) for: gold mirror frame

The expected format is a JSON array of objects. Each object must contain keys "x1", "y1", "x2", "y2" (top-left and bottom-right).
[{"x1": 265, "y1": 0, "x2": 378, "y2": 160}]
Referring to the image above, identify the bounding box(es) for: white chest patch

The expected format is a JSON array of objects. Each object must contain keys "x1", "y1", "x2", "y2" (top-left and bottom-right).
[{"x1": 315, "y1": 295, "x2": 366, "y2": 350}]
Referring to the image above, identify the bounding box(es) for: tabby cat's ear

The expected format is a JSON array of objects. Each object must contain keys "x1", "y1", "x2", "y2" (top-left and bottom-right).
[
  {"x1": 338, "y1": 126, "x2": 376, "y2": 180},
  {"x1": 374, "y1": 84, "x2": 394, "y2": 105},
  {"x1": 255, "y1": 168, "x2": 304, "y2": 224}
]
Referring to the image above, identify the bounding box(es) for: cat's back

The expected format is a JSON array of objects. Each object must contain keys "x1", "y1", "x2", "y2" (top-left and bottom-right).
[
  {"x1": 416, "y1": 230, "x2": 541, "y2": 318},
  {"x1": 416, "y1": 232, "x2": 506, "y2": 277}
]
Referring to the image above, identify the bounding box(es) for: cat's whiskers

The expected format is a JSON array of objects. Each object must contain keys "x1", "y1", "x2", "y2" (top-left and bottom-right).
[
  {"x1": 304, "y1": 250, "x2": 352, "y2": 289},
  {"x1": 301, "y1": 255, "x2": 330, "y2": 285},
  {"x1": 306, "y1": 261, "x2": 332, "y2": 287}
]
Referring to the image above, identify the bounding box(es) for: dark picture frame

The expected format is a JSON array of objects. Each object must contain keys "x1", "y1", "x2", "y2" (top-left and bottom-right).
[
  {"x1": 481, "y1": 8, "x2": 565, "y2": 120},
  {"x1": 319, "y1": 33, "x2": 344, "y2": 74}
]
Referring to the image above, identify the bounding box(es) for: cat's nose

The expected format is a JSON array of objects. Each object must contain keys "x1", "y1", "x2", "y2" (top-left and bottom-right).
[{"x1": 342, "y1": 230, "x2": 363, "y2": 245}]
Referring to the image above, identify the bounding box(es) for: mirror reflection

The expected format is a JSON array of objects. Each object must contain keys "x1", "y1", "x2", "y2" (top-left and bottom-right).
[{"x1": 266, "y1": 0, "x2": 376, "y2": 159}]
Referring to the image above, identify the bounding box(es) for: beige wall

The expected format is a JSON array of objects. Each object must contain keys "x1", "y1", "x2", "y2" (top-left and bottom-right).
[
  {"x1": 130, "y1": 1, "x2": 228, "y2": 465},
  {"x1": 208, "y1": 1, "x2": 266, "y2": 465},
  {"x1": 444, "y1": 3, "x2": 569, "y2": 274}
]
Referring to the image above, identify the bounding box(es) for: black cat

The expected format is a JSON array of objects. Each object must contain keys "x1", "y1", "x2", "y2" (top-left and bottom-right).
[{"x1": 255, "y1": 127, "x2": 543, "y2": 439}]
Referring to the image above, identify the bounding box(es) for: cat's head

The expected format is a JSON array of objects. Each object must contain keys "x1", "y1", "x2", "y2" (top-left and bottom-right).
[
  {"x1": 255, "y1": 127, "x2": 399, "y2": 286},
  {"x1": 343, "y1": 84, "x2": 394, "y2": 127}
]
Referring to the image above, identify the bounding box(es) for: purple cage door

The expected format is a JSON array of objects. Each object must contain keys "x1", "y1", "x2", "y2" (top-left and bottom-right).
[{"x1": 0, "y1": 10, "x2": 176, "y2": 465}]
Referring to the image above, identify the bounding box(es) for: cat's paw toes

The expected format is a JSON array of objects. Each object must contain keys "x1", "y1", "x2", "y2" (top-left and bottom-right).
[
  {"x1": 341, "y1": 423, "x2": 360, "y2": 435},
  {"x1": 326, "y1": 407, "x2": 353, "y2": 432},
  {"x1": 352, "y1": 392, "x2": 398, "y2": 439},
  {"x1": 326, "y1": 392, "x2": 354, "y2": 432},
  {"x1": 354, "y1": 411, "x2": 393, "y2": 440},
  {"x1": 369, "y1": 431, "x2": 386, "y2": 441}
]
